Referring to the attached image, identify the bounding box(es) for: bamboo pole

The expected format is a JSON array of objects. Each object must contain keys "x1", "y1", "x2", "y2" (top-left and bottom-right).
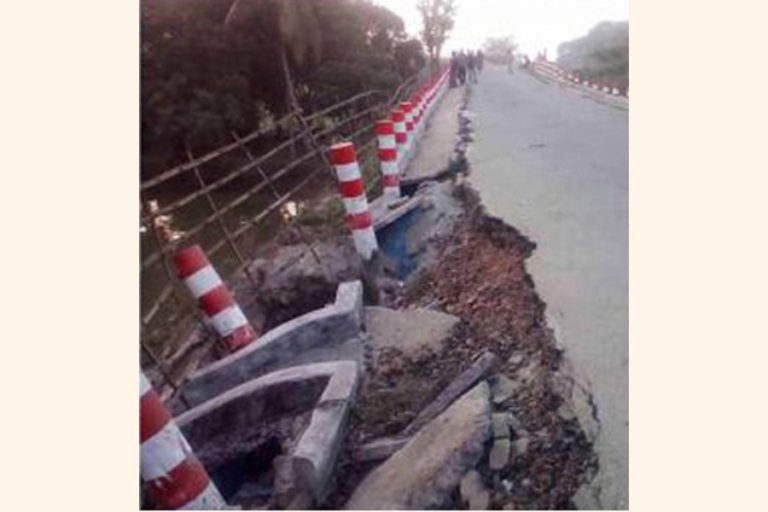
[
  {"x1": 141, "y1": 111, "x2": 296, "y2": 191},
  {"x1": 230, "y1": 130, "x2": 329, "y2": 273},
  {"x1": 185, "y1": 144, "x2": 259, "y2": 287}
]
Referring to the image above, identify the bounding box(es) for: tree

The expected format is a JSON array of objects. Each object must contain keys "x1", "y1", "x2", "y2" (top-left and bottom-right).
[
  {"x1": 224, "y1": 0, "x2": 322, "y2": 113},
  {"x1": 394, "y1": 38, "x2": 427, "y2": 77},
  {"x1": 417, "y1": 0, "x2": 456, "y2": 71},
  {"x1": 482, "y1": 36, "x2": 517, "y2": 65},
  {"x1": 141, "y1": 0, "x2": 424, "y2": 179}
]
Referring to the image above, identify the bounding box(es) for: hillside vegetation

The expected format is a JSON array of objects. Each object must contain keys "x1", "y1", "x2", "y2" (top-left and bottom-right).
[
  {"x1": 557, "y1": 21, "x2": 628, "y2": 90},
  {"x1": 141, "y1": 0, "x2": 425, "y2": 179}
]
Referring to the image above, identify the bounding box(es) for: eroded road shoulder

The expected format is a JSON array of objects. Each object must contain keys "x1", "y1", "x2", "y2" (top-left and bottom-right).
[{"x1": 468, "y1": 65, "x2": 628, "y2": 508}]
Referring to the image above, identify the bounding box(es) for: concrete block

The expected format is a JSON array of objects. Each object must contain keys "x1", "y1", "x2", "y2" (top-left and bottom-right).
[
  {"x1": 176, "y1": 361, "x2": 360, "y2": 509},
  {"x1": 180, "y1": 281, "x2": 364, "y2": 407}
]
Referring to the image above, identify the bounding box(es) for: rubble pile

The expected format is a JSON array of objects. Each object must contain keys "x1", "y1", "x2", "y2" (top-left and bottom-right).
[{"x1": 328, "y1": 185, "x2": 597, "y2": 509}]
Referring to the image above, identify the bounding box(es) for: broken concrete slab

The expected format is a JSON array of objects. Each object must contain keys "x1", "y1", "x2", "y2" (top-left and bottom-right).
[
  {"x1": 351, "y1": 436, "x2": 411, "y2": 463},
  {"x1": 345, "y1": 382, "x2": 491, "y2": 509},
  {"x1": 176, "y1": 361, "x2": 360, "y2": 510},
  {"x1": 179, "y1": 281, "x2": 364, "y2": 407},
  {"x1": 364, "y1": 305, "x2": 459, "y2": 358},
  {"x1": 369, "y1": 194, "x2": 427, "y2": 231},
  {"x1": 403, "y1": 351, "x2": 499, "y2": 436}
]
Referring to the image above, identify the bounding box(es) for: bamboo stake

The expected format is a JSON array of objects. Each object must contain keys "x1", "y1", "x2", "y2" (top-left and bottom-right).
[
  {"x1": 230, "y1": 130, "x2": 330, "y2": 275},
  {"x1": 185, "y1": 144, "x2": 259, "y2": 288}
]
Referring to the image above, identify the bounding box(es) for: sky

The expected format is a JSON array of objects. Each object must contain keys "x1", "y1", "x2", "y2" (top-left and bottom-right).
[{"x1": 374, "y1": 0, "x2": 628, "y2": 58}]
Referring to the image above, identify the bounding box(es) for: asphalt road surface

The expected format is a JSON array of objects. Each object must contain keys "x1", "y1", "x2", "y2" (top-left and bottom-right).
[{"x1": 467, "y1": 65, "x2": 628, "y2": 508}]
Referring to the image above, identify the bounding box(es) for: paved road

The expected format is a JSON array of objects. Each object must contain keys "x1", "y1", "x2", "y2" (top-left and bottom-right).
[{"x1": 468, "y1": 65, "x2": 628, "y2": 508}]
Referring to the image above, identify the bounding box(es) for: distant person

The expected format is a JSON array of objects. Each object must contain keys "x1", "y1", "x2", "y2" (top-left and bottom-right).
[
  {"x1": 449, "y1": 51, "x2": 459, "y2": 87},
  {"x1": 467, "y1": 51, "x2": 478, "y2": 83},
  {"x1": 477, "y1": 50, "x2": 484, "y2": 73},
  {"x1": 506, "y1": 49, "x2": 515, "y2": 73},
  {"x1": 457, "y1": 50, "x2": 467, "y2": 85}
]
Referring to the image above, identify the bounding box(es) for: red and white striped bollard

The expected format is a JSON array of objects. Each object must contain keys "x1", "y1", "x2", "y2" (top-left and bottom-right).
[
  {"x1": 391, "y1": 109, "x2": 407, "y2": 170},
  {"x1": 416, "y1": 92, "x2": 425, "y2": 133},
  {"x1": 399, "y1": 101, "x2": 414, "y2": 160},
  {"x1": 375, "y1": 120, "x2": 400, "y2": 203},
  {"x1": 329, "y1": 142, "x2": 379, "y2": 260},
  {"x1": 141, "y1": 371, "x2": 225, "y2": 509},
  {"x1": 174, "y1": 245, "x2": 258, "y2": 353}
]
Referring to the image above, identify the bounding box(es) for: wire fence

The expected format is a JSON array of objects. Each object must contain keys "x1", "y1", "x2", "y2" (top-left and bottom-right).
[{"x1": 140, "y1": 69, "x2": 431, "y2": 393}]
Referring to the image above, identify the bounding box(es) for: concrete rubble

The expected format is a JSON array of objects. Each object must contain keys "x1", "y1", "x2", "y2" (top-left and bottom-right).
[{"x1": 344, "y1": 383, "x2": 491, "y2": 509}]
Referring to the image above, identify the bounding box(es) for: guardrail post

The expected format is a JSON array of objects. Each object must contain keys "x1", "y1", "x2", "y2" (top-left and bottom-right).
[
  {"x1": 329, "y1": 142, "x2": 379, "y2": 260},
  {"x1": 391, "y1": 110, "x2": 408, "y2": 171},
  {"x1": 399, "y1": 101, "x2": 415, "y2": 161},
  {"x1": 174, "y1": 245, "x2": 258, "y2": 353},
  {"x1": 376, "y1": 120, "x2": 401, "y2": 203},
  {"x1": 411, "y1": 92, "x2": 424, "y2": 137},
  {"x1": 141, "y1": 371, "x2": 225, "y2": 509}
]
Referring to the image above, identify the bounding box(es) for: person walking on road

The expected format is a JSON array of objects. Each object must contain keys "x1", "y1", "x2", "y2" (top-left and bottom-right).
[
  {"x1": 477, "y1": 49, "x2": 484, "y2": 74},
  {"x1": 506, "y1": 49, "x2": 515, "y2": 74},
  {"x1": 457, "y1": 50, "x2": 467, "y2": 85},
  {"x1": 467, "y1": 50, "x2": 478, "y2": 83},
  {"x1": 449, "y1": 51, "x2": 459, "y2": 88}
]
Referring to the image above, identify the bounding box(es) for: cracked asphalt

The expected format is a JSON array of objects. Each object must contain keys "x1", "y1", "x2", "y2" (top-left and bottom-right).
[{"x1": 466, "y1": 65, "x2": 628, "y2": 509}]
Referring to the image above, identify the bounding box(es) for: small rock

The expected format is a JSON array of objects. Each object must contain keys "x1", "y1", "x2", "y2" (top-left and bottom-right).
[
  {"x1": 492, "y1": 413, "x2": 510, "y2": 439},
  {"x1": 557, "y1": 403, "x2": 577, "y2": 421},
  {"x1": 501, "y1": 479, "x2": 514, "y2": 493},
  {"x1": 460, "y1": 470, "x2": 489, "y2": 509},
  {"x1": 469, "y1": 490, "x2": 490, "y2": 510},
  {"x1": 507, "y1": 353, "x2": 525, "y2": 367},
  {"x1": 506, "y1": 412, "x2": 528, "y2": 438},
  {"x1": 502, "y1": 502, "x2": 517, "y2": 510},
  {"x1": 492, "y1": 375, "x2": 521, "y2": 405},
  {"x1": 460, "y1": 470, "x2": 484, "y2": 498},
  {"x1": 511, "y1": 437, "x2": 530, "y2": 457},
  {"x1": 515, "y1": 362, "x2": 541, "y2": 384},
  {"x1": 489, "y1": 438, "x2": 511, "y2": 471}
]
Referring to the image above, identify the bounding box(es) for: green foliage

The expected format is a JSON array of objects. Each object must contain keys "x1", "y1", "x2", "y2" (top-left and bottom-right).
[
  {"x1": 557, "y1": 21, "x2": 628, "y2": 89},
  {"x1": 141, "y1": 0, "x2": 425, "y2": 179}
]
